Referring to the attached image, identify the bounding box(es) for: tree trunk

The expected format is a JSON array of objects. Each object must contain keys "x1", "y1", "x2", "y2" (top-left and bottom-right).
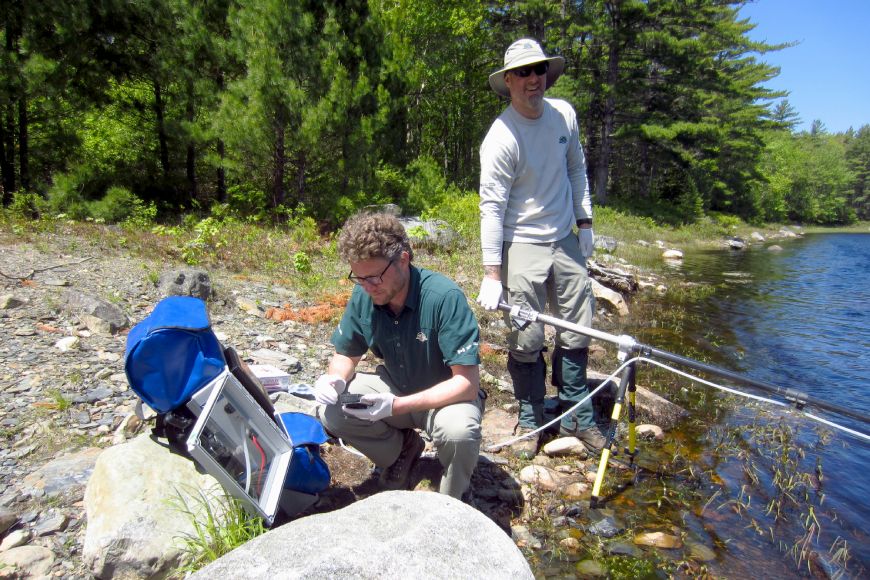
[
  {"x1": 3, "y1": 105, "x2": 15, "y2": 195},
  {"x1": 0, "y1": 115, "x2": 11, "y2": 205},
  {"x1": 153, "y1": 80, "x2": 170, "y2": 180},
  {"x1": 272, "y1": 111, "x2": 286, "y2": 208},
  {"x1": 18, "y1": 93, "x2": 28, "y2": 191},
  {"x1": 215, "y1": 73, "x2": 226, "y2": 202},
  {"x1": 2, "y1": 9, "x2": 17, "y2": 198},
  {"x1": 216, "y1": 139, "x2": 226, "y2": 202},
  {"x1": 593, "y1": 30, "x2": 619, "y2": 206},
  {"x1": 185, "y1": 86, "x2": 197, "y2": 201},
  {"x1": 294, "y1": 151, "x2": 306, "y2": 207},
  {"x1": 639, "y1": 140, "x2": 651, "y2": 199}
]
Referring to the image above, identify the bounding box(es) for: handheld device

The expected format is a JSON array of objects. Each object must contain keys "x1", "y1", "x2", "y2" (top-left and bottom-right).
[{"x1": 339, "y1": 392, "x2": 373, "y2": 409}]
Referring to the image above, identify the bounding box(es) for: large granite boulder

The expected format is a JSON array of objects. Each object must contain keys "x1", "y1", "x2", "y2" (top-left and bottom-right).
[
  {"x1": 191, "y1": 490, "x2": 533, "y2": 579},
  {"x1": 83, "y1": 433, "x2": 225, "y2": 579}
]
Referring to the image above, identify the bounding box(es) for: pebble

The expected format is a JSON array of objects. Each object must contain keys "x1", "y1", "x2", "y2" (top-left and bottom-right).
[
  {"x1": 687, "y1": 540, "x2": 716, "y2": 561},
  {"x1": 542, "y1": 436, "x2": 587, "y2": 457},
  {"x1": 575, "y1": 559, "x2": 606, "y2": 577},
  {"x1": 0, "y1": 528, "x2": 30, "y2": 550},
  {"x1": 0, "y1": 507, "x2": 16, "y2": 534},
  {"x1": 634, "y1": 530, "x2": 683, "y2": 549},
  {"x1": 636, "y1": 424, "x2": 665, "y2": 440},
  {"x1": 511, "y1": 525, "x2": 542, "y2": 549},
  {"x1": 519, "y1": 465, "x2": 566, "y2": 491},
  {"x1": 55, "y1": 336, "x2": 80, "y2": 351},
  {"x1": 33, "y1": 513, "x2": 68, "y2": 536}
]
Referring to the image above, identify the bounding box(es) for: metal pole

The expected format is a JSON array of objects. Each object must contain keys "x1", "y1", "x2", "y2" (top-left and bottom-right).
[{"x1": 496, "y1": 302, "x2": 870, "y2": 426}]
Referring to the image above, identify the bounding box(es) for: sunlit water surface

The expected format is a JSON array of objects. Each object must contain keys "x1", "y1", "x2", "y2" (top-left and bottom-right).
[
  {"x1": 648, "y1": 233, "x2": 868, "y2": 575},
  {"x1": 540, "y1": 233, "x2": 869, "y2": 578}
]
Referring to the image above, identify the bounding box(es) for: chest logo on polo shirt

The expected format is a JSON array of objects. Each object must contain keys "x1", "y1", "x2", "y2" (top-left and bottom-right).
[
  {"x1": 559, "y1": 136, "x2": 567, "y2": 144},
  {"x1": 415, "y1": 331, "x2": 428, "y2": 343}
]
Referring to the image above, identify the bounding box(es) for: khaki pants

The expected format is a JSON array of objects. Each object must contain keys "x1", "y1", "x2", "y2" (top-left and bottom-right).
[
  {"x1": 501, "y1": 234, "x2": 595, "y2": 363},
  {"x1": 318, "y1": 366, "x2": 484, "y2": 499}
]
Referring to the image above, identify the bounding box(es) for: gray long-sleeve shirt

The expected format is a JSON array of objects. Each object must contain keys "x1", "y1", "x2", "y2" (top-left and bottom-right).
[{"x1": 479, "y1": 98, "x2": 591, "y2": 266}]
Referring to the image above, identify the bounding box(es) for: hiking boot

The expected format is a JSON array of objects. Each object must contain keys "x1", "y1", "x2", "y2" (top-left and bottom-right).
[
  {"x1": 559, "y1": 424, "x2": 607, "y2": 452},
  {"x1": 379, "y1": 429, "x2": 425, "y2": 490},
  {"x1": 512, "y1": 425, "x2": 541, "y2": 460}
]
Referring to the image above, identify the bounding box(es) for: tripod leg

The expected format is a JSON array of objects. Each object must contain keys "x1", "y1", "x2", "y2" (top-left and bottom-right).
[
  {"x1": 626, "y1": 364, "x2": 637, "y2": 463},
  {"x1": 590, "y1": 364, "x2": 633, "y2": 507}
]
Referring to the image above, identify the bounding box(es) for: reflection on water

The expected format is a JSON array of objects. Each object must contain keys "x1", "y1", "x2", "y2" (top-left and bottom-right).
[{"x1": 635, "y1": 233, "x2": 870, "y2": 574}]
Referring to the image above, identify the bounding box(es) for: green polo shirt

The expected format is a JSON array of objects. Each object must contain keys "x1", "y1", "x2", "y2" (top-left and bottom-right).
[{"x1": 331, "y1": 265, "x2": 480, "y2": 394}]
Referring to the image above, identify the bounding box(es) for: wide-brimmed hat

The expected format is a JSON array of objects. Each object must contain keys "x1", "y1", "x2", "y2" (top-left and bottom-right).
[{"x1": 488, "y1": 38, "x2": 565, "y2": 98}]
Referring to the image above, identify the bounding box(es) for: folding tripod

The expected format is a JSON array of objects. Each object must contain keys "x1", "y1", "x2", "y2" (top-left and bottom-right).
[{"x1": 497, "y1": 301, "x2": 870, "y2": 508}]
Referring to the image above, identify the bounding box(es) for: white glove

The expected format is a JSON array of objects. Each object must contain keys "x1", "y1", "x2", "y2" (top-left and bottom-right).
[
  {"x1": 578, "y1": 228, "x2": 594, "y2": 258},
  {"x1": 343, "y1": 392, "x2": 395, "y2": 421},
  {"x1": 476, "y1": 277, "x2": 503, "y2": 311},
  {"x1": 312, "y1": 374, "x2": 347, "y2": 405}
]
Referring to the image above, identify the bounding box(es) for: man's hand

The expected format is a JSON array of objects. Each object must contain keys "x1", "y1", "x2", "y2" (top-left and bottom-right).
[
  {"x1": 578, "y1": 228, "x2": 595, "y2": 258},
  {"x1": 476, "y1": 277, "x2": 503, "y2": 311},
  {"x1": 312, "y1": 374, "x2": 347, "y2": 405},
  {"x1": 343, "y1": 392, "x2": 395, "y2": 421}
]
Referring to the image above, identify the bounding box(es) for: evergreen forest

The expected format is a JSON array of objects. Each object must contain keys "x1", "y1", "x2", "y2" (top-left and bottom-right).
[{"x1": 1, "y1": 0, "x2": 868, "y2": 228}]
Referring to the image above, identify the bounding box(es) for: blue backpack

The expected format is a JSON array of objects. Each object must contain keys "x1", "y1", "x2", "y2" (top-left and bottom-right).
[
  {"x1": 125, "y1": 296, "x2": 225, "y2": 414},
  {"x1": 124, "y1": 296, "x2": 330, "y2": 504}
]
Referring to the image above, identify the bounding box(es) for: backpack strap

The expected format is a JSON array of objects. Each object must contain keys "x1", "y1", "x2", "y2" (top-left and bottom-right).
[{"x1": 152, "y1": 408, "x2": 198, "y2": 459}]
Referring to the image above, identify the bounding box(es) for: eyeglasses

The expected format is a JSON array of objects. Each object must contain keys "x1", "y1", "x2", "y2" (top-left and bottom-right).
[
  {"x1": 510, "y1": 61, "x2": 549, "y2": 78},
  {"x1": 348, "y1": 260, "x2": 394, "y2": 286}
]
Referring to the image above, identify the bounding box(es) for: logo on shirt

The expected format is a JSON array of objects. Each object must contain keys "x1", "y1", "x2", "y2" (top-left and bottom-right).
[
  {"x1": 559, "y1": 136, "x2": 567, "y2": 144},
  {"x1": 416, "y1": 331, "x2": 428, "y2": 343},
  {"x1": 456, "y1": 341, "x2": 479, "y2": 355}
]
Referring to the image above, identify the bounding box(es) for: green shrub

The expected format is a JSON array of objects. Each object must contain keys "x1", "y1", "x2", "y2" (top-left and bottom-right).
[
  {"x1": 423, "y1": 190, "x2": 481, "y2": 243},
  {"x1": 709, "y1": 212, "x2": 741, "y2": 231},
  {"x1": 405, "y1": 156, "x2": 460, "y2": 216},
  {"x1": 280, "y1": 206, "x2": 320, "y2": 247},
  {"x1": 7, "y1": 191, "x2": 49, "y2": 219},
  {"x1": 47, "y1": 169, "x2": 91, "y2": 219},
  {"x1": 124, "y1": 197, "x2": 158, "y2": 228},
  {"x1": 225, "y1": 185, "x2": 269, "y2": 221},
  {"x1": 89, "y1": 186, "x2": 139, "y2": 223},
  {"x1": 292, "y1": 251, "x2": 312, "y2": 273},
  {"x1": 373, "y1": 162, "x2": 408, "y2": 205}
]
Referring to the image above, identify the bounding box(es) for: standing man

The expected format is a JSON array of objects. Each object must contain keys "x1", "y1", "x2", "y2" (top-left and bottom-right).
[
  {"x1": 314, "y1": 212, "x2": 484, "y2": 499},
  {"x1": 477, "y1": 38, "x2": 603, "y2": 458}
]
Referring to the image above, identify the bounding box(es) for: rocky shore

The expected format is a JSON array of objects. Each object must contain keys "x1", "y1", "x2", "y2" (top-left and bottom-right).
[{"x1": 0, "y1": 229, "x2": 692, "y2": 578}]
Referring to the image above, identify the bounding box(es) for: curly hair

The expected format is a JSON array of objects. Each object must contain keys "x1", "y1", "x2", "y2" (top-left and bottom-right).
[{"x1": 338, "y1": 212, "x2": 414, "y2": 263}]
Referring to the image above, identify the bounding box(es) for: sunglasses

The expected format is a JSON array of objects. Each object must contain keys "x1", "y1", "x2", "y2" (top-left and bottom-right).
[{"x1": 510, "y1": 61, "x2": 549, "y2": 78}]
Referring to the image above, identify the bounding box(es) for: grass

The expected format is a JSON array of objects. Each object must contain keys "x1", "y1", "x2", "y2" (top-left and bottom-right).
[
  {"x1": 2, "y1": 202, "x2": 863, "y2": 303},
  {"x1": 170, "y1": 486, "x2": 266, "y2": 573},
  {"x1": 48, "y1": 388, "x2": 73, "y2": 411}
]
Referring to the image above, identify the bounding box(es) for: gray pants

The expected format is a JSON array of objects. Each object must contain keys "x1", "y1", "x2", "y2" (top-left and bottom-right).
[
  {"x1": 318, "y1": 367, "x2": 484, "y2": 499},
  {"x1": 501, "y1": 234, "x2": 595, "y2": 363}
]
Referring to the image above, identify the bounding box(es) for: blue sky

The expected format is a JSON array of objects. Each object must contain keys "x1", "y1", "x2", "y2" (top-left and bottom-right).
[{"x1": 739, "y1": 0, "x2": 870, "y2": 133}]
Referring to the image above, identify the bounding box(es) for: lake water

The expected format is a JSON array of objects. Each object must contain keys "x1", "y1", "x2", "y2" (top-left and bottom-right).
[{"x1": 654, "y1": 232, "x2": 870, "y2": 574}]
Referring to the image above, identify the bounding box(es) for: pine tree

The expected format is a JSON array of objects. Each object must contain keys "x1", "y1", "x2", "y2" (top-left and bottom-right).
[{"x1": 771, "y1": 99, "x2": 801, "y2": 131}]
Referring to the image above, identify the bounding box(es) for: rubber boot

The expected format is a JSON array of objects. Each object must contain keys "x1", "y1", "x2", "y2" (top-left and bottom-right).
[
  {"x1": 508, "y1": 353, "x2": 546, "y2": 428},
  {"x1": 507, "y1": 353, "x2": 546, "y2": 458},
  {"x1": 552, "y1": 346, "x2": 596, "y2": 433}
]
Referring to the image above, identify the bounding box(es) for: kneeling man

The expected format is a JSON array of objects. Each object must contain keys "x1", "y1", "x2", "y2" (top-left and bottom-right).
[{"x1": 314, "y1": 211, "x2": 484, "y2": 499}]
